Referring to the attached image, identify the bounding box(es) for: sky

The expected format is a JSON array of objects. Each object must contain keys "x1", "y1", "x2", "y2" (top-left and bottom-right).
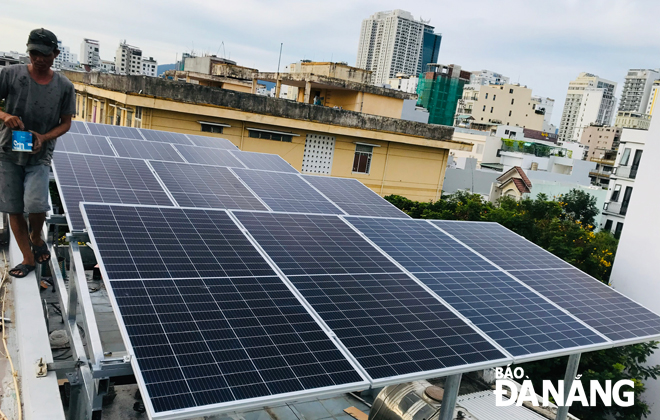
[{"x1": 3, "y1": 0, "x2": 660, "y2": 127}]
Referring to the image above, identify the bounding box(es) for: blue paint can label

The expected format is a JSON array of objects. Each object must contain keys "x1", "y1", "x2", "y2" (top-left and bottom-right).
[{"x1": 12, "y1": 131, "x2": 33, "y2": 152}]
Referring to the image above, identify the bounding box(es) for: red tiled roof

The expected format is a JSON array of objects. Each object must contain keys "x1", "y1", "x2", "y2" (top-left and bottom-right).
[
  {"x1": 513, "y1": 166, "x2": 532, "y2": 188},
  {"x1": 512, "y1": 178, "x2": 531, "y2": 193}
]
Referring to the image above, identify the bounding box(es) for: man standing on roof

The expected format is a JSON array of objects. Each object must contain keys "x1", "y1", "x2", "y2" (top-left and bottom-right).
[{"x1": 0, "y1": 28, "x2": 75, "y2": 277}]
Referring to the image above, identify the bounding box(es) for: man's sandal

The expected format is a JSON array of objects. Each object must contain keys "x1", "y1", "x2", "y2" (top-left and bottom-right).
[
  {"x1": 30, "y1": 240, "x2": 51, "y2": 264},
  {"x1": 9, "y1": 264, "x2": 36, "y2": 278}
]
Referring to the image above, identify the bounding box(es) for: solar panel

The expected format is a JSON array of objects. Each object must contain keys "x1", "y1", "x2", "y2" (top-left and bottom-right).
[
  {"x1": 288, "y1": 272, "x2": 507, "y2": 380},
  {"x1": 346, "y1": 218, "x2": 494, "y2": 273},
  {"x1": 69, "y1": 120, "x2": 89, "y2": 134},
  {"x1": 56, "y1": 133, "x2": 116, "y2": 156},
  {"x1": 82, "y1": 204, "x2": 367, "y2": 417},
  {"x1": 175, "y1": 144, "x2": 245, "y2": 167},
  {"x1": 235, "y1": 212, "x2": 399, "y2": 276},
  {"x1": 413, "y1": 271, "x2": 606, "y2": 357},
  {"x1": 509, "y1": 268, "x2": 660, "y2": 342},
  {"x1": 231, "y1": 151, "x2": 298, "y2": 173},
  {"x1": 110, "y1": 138, "x2": 185, "y2": 162},
  {"x1": 232, "y1": 169, "x2": 344, "y2": 215},
  {"x1": 139, "y1": 128, "x2": 193, "y2": 145},
  {"x1": 186, "y1": 134, "x2": 238, "y2": 150},
  {"x1": 149, "y1": 161, "x2": 267, "y2": 211},
  {"x1": 433, "y1": 221, "x2": 572, "y2": 270},
  {"x1": 303, "y1": 176, "x2": 409, "y2": 218},
  {"x1": 87, "y1": 122, "x2": 144, "y2": 139},
  {"x1": 52, "y1": 152, "x2": 173, "y2": 230}
]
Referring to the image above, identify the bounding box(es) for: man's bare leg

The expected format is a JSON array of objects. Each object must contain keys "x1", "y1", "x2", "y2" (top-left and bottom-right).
[
  {"x1": 9, "y1": 213, "x2": 36, "y2": 275},
  {"x1": 28, "y1": 212, "x2": 48, "y2": 262}
]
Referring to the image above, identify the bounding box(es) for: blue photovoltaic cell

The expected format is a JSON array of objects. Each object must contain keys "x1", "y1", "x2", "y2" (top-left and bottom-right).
[
  {"x1": 413, "y1": 271, "x2": 605, "y2": 356},
  {"x1": 139, "y1": 128, "x2": 192, "y2": 145},
  {"x1": 236, "y1": 212, "x2": 400, "y2": 276},
  {"x1": 56, "y1": 133, "x2": 115, "y2": 156},
  {"x1": 68, "y1": 120, "x2": 89, "y2": 134},
  {"x1": 82, "y1": 204, "x2": 365, "y2": 415},
  {"x1": 87, "y1": 122, "x2": 144, "y2": 139},
  {"x1": 233, "y1": 169, "x2": 343, "y2": 215},
  {"x1": 231, "y1": 151, "x2": 298, "y2": 173},
  {"x1": 175, "y1": 144, "x2": 245, "y2": 167},
  {"x1": 149, "y1": 161, "x2": 266, "y2": 211},
  {"x1": 52, "y1": 152, "x2": 173, "y2": 230},
  {"x1": 303, "y1": 176, "x2": 409, "y2": 219},
  {"x1": 186, "y1": 134, "x2": 238, "y2": 150},
  {"x1": 287, "y1": 272, "x2": 507, "y2": 379},
  {"x1": 433, "y1": 221, "x2": 572, "y2": 270},
  {"x1": 110, "y1": 138, "x2": 185, "y2": 162},
  {"x1": 347, "y1": 218, "x2": 494, "y2": 273},
  {"x1": 509, "y1": 268, "x2": 660, "y2": 341}
]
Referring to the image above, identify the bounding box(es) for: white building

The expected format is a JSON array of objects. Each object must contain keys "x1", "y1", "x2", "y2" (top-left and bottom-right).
[
  {"x1": 142, "y1": 56, "x2": 158, "y2": 77},
  {"x1": 356, "y1": 9, "x2": 437, "y2": 85},
  {"x1": 99, "y1": 60, "x2": 115, "y2": 73},
  {"x1": 54, "y1": 41, "x2": 77, "y2": 69},
  {"x1": 0, "y1": 51, "x2": 29, "y2": 68},
  {"x1": 645, "y1": 80, "x2": 660, "y2": 115},
  {"x1": 558, "y1": 72, "x2": 617, "y2": 142},
  {"x1": 532, "y1": 95, "x2": 555, "y2": 132},
  {"x1": 600, "y1": 128, "x2": 646, "y2": 238},
  {"x1": 80, "y1": 38, "x2": 100, "y2": 67},
  {"x1": 618, "y1": 68, "x2": 660, "y2": 113},
  {"x1": 115, "y1": 42, "x2": 143, "y2": 75},
  {"x1": 608, "y1": 119, "x2": 660, "y2": 411},
  {"x1": 470, "y1": 70, "x2": 509, "y2": 86},
  {"x1": 387, "y1": 74, "x2": 419, "y2": 94}
]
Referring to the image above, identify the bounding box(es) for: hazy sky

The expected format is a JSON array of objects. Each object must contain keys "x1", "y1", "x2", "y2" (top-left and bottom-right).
[{"x1": 3, "y1": 0, "x2": 660, "y2": 126}]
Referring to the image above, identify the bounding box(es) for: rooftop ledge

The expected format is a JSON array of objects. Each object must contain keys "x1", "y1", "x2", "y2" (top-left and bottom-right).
[{"x1": 63, "y1": 71, "x2": 463, "y2": 147}]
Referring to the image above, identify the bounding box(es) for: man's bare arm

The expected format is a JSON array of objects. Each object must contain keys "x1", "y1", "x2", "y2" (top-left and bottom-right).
[
  {"x1": 30, "y1": 115, "x2": 73, "y2": 153},
  {"x1": 0, "y1": 110, "x2": 25, "y2": 130}
]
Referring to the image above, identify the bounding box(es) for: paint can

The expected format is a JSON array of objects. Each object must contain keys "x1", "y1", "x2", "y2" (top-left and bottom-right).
[{"x1": 11, "y1": 131, "x2": 33, "y2": 152}]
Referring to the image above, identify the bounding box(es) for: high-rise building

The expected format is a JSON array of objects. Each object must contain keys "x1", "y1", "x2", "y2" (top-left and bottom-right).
[
  {"x1": 470, "y1": 70, "x2": 510, "y2": 86},
  {"x1": 618, "y1": 68, "x2": 660, "y2": 113},
  {"x1": 54, "y1": 41, "x2": 77, "y2": 69},
  {"x1": 417, "y1": 63, "x2": 470, "y2": 126},
  {"x1": 80, "y1": 38, "x2": 100, "y2": 67},
  {"x1": 356, "y1": 10, "x2": 441, "y2": 85},
  {"x1": 644, "y1": 80, "x2": 660, "y2": 115},
  {"x1": 465, "y1": 83, "x2": 547, "y2": 131},
  {"x1": 558, "y1": 73, "x2": 617, "y2": 142},
  {"x1": 115, "y1": 41, "x2": 142, "y2": 75}
]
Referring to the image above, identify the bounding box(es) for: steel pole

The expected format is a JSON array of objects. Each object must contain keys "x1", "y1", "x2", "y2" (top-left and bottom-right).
[
  {"x1": 438, "y1": 373, "x2": 462, "y2": 420},
  {"x1": 556, "y1": 353, "x2": 581, "y2": 420}
]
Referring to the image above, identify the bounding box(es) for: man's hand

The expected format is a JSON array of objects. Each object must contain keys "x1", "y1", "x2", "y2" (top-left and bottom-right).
[
  {"x1": 1, "y1": 114, "x2": 25, "y2": 130},
  {"x1": 29, "y1": 131, "x2": 46, "y2": 154}
]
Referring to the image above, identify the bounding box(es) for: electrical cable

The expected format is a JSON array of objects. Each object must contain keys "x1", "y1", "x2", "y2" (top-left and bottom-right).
[{"x1": 1, "y1": 250, "x2": 23, "y2": 420}]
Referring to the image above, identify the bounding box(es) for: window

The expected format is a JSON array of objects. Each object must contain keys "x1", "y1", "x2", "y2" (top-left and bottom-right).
[
  {"x1": 508, "y1": 110, "x2": 512, "y2": 117},
  {"x1": 485, "y1": 93, "x2": 488, "y2": 99},
  {"x1": 620, "y1": 148, "x2": 631, "y2": 165},
  {"x1": 604, "y1": 219, "x2": 613, "y2": 232},
  {"x1": 248, "y1": 130, "x2": 292, "y2": 142},
  {"x1": 610, "y1": 184, "x2": 621, "y2": 202},
  {"x1": 509, "y1": 88, "x2": 513, "y2": 93},
  {"x1": 483, "y1": 105, "x2": 486, "y2": 111},
  {"x1": 353, "y1": 144, "x2": 373, "y2": 174},
  {"x1": 511, "y1": 99, "x2": 514, "y2": 105},
  {"x1": 493, "y1": 95, "x2": 496, "y2": 100},
  {"x1": 614, "y1": 222, "x2": 624, "y2": 239},
  {"x1": 201, "y1": 123, "x2": 223, "y2": 134},
  {"x1": 490, "y1": 107, "x2": 493, "y2": 113}
]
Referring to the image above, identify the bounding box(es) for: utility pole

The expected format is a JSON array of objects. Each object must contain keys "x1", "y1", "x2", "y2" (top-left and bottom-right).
[{"x1": 277, "y1": 43, "x2": 283, "y2": 75}]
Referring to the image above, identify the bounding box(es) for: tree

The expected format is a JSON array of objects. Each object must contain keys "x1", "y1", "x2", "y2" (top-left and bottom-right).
[{"x1": 385, "y1": 191, "x2": 658, "y2": 419}]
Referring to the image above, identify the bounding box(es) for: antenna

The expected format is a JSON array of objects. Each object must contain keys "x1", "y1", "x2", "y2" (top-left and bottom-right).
[{"x1": 277, "y1": 43, "x2": 283, "y2": 74}]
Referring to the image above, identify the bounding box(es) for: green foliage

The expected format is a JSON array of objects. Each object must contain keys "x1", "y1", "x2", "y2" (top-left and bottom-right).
[{"x1": 385, "y1": 190, "x2": 657, "y2": 419}]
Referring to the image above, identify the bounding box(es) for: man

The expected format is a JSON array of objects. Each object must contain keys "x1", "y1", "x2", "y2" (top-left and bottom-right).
[{"x1": 0, "y1": 28, "x2": 75, "y2": 277}]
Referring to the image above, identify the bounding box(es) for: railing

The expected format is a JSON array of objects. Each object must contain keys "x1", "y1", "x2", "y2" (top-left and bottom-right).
[
  {"x1": 590, "y1": 157, "x2": 615, "y2": 166},
  {"x1": 500, "y1": 139, "x2": 570, "y2": 158},
  {"x1": 613, "y1": 165, "x2": 638, "y2": 179},
  {"x1": 589, "y1": 170, "x2": 611, "y2": 178}
]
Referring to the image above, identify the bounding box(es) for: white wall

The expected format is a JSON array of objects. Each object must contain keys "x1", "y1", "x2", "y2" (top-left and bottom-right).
[{"x1": 609, "y1": 117, "x2": 660, "y2": 415}]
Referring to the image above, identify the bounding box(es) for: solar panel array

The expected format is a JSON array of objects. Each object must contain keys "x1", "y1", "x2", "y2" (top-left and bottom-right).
[{"x1": 51, "y1": 122, "x2": 660, "y2": 419}]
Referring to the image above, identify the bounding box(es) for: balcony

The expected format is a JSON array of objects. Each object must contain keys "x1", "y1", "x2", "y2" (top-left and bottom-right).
[
  {"x1": 589, "y1": 169, "x2": 611, "y2": 178},
  {"x1": 603, "y1": 201, "x2": 629, "y2": 216},
  {"x1": 590, "y1": 157, "x2": 615, "y2": 166},
  {"x1": 612, "y1": 165, "x2": 638, "y2": 179},
  {"x1": 501, "y1": 139, "x2": 570, "y2": 158}
]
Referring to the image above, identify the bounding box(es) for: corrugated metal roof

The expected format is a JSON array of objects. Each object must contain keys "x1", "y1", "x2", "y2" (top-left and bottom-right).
[{"x1": 457, "y1": 391, "x2": 549, "y2": 420}]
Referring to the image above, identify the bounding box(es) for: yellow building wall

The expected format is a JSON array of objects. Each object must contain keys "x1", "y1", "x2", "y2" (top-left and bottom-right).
[
  {"x1": 360, "y1": 93, "x2": 404, "y2": 119},
  {"x1": 324, "y1": 90, "x2": 361, "y2": 112}
]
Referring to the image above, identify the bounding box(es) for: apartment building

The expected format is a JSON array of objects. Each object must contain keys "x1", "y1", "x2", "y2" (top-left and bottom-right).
[
  {"x1": 601, "y1": 128, "x2": 646, "y2": 238},
  {"x1": 388, "y1": 74, "x2": 419, "y2": 94},
  {"x1": 470, "y1": 70, "x2": 510, "y2": 86},
  {"x1": 356, "y1": 9, "x2": 441, "y2": 85},
  {"x1": 614, "y1": 111, "x2": 652, "y2": 130},
  {"x1": 645, "y1": 80, "x2": 660, "y2": 115},
  {"x1": 467, "y1": 83, "x2": 546, "y2": 131},
  {"x1": 115, "y1": 42, "x2": 142, "y2": 75},
  {"x1": 54, "y1": 41, "x2": 77, "y2": 68},
  {"x1": 79, "y1": 38, "x2": 100, "y2": 67},
  {"x1": 558, "y1": 73, "x2": 617, "y2": 142},
  {"x1": 618, "y1": 68, "x2": 660, "y2": 113},
  {"x1": 142, "y1": 57, "x2": 158, "y2": 77},
  {"x1": 417, "y1": 64, "x2": 471, "y2": 126}
]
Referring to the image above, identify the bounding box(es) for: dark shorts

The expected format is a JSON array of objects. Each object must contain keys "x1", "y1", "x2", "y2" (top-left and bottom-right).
[{"x1": 0, "y1": 160, "x2": 51, "y2": 214}]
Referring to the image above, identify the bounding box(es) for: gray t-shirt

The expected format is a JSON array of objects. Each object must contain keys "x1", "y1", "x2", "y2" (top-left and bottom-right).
[{"x1": 0, "y1": 65, "x2": 76, "y2": 166}]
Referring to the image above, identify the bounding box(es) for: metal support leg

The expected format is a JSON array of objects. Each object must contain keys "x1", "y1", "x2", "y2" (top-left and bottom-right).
[
  {"x1": 556, "y1": 353, "x2": 581, "y2": 420},
  {"x1": 66, "y1": 370, "x2": 84, "y2": 420},
  {"x1": 438, "y1": 373, "x2": 462, "y2": 420}
]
